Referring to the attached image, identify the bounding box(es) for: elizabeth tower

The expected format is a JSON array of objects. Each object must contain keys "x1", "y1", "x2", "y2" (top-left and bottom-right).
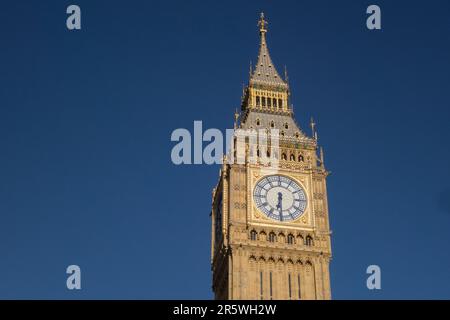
[{"x1": 210, "y1": 14, "x2": 332, "y2": 300}]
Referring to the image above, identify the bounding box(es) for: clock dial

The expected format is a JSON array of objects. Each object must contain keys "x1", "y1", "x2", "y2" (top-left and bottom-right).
[{"x1": 253, "y1": 175, "x2": 307, "y2": 222}]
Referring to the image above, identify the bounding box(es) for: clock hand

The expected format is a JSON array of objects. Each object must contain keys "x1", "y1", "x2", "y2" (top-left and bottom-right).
[
  {"x1": 276, "y1": 192, "x2": 283, "y2": 209},
  {"x1": 277, "y1": 192, "x2": 283, "y2": 221}
]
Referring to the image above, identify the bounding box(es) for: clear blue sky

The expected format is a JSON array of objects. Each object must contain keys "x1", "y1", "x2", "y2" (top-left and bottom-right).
[{"x1": 0, "y1": 0, "x2": 449, "y2": 299}]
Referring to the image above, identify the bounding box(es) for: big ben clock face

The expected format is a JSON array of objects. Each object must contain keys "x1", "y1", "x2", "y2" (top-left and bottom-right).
[{"x1": 253, "y1": 175, "x2": 307, "y2": 222}]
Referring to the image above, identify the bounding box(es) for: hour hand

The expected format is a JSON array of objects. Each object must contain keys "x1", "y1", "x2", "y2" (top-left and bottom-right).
[{"x1": 276, "y1": 192, "x2": 283, "y2": 211}]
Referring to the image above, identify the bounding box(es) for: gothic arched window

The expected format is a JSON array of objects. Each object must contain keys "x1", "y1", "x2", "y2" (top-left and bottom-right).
[
  {"x1": 305, "y1": 235, "x2": 313, "y2": 246},
  {"x1": 256, "y1": 96, "x2": 260, "y2": 106},
  {"x1": 287, "y1": 234, "x2": 295, "y2": 245},
  {"x1": 298, "y1": 154, "x2": 304, "y2": 162},
  {"x1": 268, "y1": 232, "x2": 276, "y2": 243},
  {"x1": 282, "y1": 153, "x2": 287, "y2": 161},
  {"x1": 290, "y1": 154, "x2": 295, "y2": 161},
  {"x1": 250, "y1": 230, "x2": 257, "y2": 241}
]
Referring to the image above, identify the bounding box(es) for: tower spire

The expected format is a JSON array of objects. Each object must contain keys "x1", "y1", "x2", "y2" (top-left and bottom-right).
[
  {"x1": 249, "y1": 13, "x2": 287, "y2": 88},
  {"x1": 310, "y1": 117, "x2": 317, "y2": 139},
  {"x1": 320, "y1": 146, "x2": 325, "y2": 168},
  {"x1": 284, "y1": 65, "x2": 289, "y2": 83},
  {"x1": 234, "y1": 109, "x2": 239, "y2": 129}
]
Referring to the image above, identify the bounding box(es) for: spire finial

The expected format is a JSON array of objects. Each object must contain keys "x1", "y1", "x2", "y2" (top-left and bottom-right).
[
  {"x1": 310, "y1": 117, "x2": 316, "y2": 139},
  {"x1": 320, "y1": 147, "x2": 325, "y2": 168},
  {"x1": 234, "y1": 109, "x2": 239, "y2": 129},
  {"x1": 284, "y1": 65, "x2": 289, "y2": 82},
  {"x1": 258, "y1": 12, "x2": 267, "y2": 35}
]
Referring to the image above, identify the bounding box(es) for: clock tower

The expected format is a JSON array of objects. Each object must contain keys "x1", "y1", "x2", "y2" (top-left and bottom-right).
[{"x1": 210, "y1": 13, "x2": 332, "y2": 300}]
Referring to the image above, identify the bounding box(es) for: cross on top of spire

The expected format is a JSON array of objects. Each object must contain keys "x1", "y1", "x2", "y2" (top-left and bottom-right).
[{"x1": 258, "y1": 12, "x2": 267, "y2": 35}]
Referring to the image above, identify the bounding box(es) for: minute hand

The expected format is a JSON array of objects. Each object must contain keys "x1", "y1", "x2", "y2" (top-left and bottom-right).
[{"x1": 276, "y1": 192, "x2": 283, "y2": 221}]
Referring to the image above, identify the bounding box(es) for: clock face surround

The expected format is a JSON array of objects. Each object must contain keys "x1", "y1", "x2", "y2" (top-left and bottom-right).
[{"x1": 253, "y1": 175, "x2": 307, "y2": 222}]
